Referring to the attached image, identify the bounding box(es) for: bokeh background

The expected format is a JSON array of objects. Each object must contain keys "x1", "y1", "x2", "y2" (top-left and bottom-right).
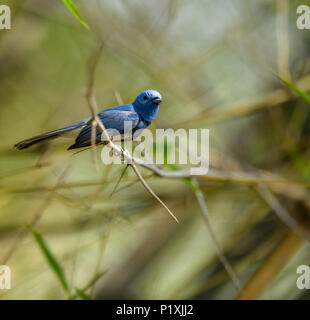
[{"x1": 1, "y1": 0, "x2": 310, "y2": 299}]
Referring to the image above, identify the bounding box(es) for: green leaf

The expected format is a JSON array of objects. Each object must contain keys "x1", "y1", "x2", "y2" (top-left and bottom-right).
[
  {"x1": 75, "y1": 288, "x2": 92, "y2": 300},
  {"x1": 276, "y1": 74, "x2": 310, "y2": 104},
  {"x1": 183, "y1": 177, "x2": 204, "y2": 193},
  {"x1": 30, "y1": 228, "x2": 70, "y2": 293},
  {"x1": 62, "y1": 0, "x2": 89, "y2": 30}
]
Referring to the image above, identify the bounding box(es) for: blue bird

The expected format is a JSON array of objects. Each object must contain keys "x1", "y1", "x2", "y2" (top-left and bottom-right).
[{"x1": 14, "y1": 90, "x2": 162, "y2": 150}]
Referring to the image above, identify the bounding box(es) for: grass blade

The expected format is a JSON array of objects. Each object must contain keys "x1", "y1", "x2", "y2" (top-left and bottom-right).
[
  {"x1": 75, "y1": 288, "x2": 91, "y2": 300},
  {"x1": 276, "y1": 74, "x2": 310, "y2": 104},
  {"x1": 30, "y1": 228, "x2": 70, "y2": 293},
  {"x1": 62, "y1": 0, "x2": 89, "y2": 30},
  {"x1": 166, "y1": 163, "x2": 203, "y2": 193}
]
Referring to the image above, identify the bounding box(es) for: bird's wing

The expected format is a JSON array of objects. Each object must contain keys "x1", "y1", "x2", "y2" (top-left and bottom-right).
[{"x1": 68, "y1": 109, "x2": 139, "y2": 149}]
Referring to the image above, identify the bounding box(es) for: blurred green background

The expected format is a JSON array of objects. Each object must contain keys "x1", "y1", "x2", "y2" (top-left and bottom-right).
[{"x1": 0, "y1": 0, "x2": 310, "y2": 300}]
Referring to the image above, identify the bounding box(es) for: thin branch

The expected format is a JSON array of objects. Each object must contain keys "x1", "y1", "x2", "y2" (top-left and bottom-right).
[
  {"x1": 130, "y1": 159, "x2": 309, "y2": 187},
  {"x1": 112, "y1": 173, "x2": 154, "y2": 195},
  {"x1": 85, "y1": 44, "x2": 104, "y2": 115},
  {"x1": 130, "y1": 162, "x2": 179, "y2": 223},
  {"x1": 192, "y1": 178, "x2": 241, "y2": 293},
  {"x1": 110, "y1": 164, "x2": 129, "y2": 196},
  {"x1": 91, "y1": 119, "x2": 99, "y2": 172},
  {"x1": 85, "y1": 44, "x2": 104, "y2": 172}
]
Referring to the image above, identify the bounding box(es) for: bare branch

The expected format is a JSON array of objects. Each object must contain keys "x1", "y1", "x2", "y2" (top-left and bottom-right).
[
  {"x1": 85, "y1": 43, "x2": 104, "y2": 116},
  {"x1": 91, "y1": 119, "x2": 99, "y2": 172},
  {"x1": 110, "y1": 164, "x2": 129, "y2": 196},
  {"x1": 131, "y1": 161, "x2": 309, "y2": 187},
  {"x1": 85, "y1": 44, "x2": 104, "y2": 171},
  {"x1": 112, "y1": 173, "x2": 154, "y2": 195},
  {"x1": 130, "y1": 162, "x2": 179, "y2": 223}
]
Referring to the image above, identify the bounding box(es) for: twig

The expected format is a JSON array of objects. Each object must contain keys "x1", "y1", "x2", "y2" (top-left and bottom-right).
[
  {"x1": 91, "y1": 119, "x2": 99, "y2": 172},
  {"x1": 85, "y1": 43, "x2": 104, "y2": 116},
  {"x1": 130, "y1": 159, "x2": 308, "y2": 186},
  {"x1": 192, "y1": 178, "x2": 242, "y2": 293},
  {"x1": 85, "y1": 44, "x2": 104, "y2": 172},
  {"x1": 110, "y1": 164, "x2": 129, "y2": 196},
  {"x1": 112, "y1": 173, "x2": 154, "y2": 195},
  {"x1": 130, "y1": 162, "x2": 179, "y2": 223}
]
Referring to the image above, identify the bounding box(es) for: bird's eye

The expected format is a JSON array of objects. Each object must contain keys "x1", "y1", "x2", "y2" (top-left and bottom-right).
[{"x1": 143, "y1": 96, "x2": 147, "y2": 100}]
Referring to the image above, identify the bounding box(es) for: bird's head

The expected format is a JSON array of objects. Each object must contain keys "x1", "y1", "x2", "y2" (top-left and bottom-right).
[{"x1": 133, "y1": 90, "x2": 162, "y2": 122}]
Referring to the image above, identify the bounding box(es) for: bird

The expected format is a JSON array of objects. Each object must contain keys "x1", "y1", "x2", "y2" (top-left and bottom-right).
[{"x1": 14, "y1": 89, "x2": 162, "y2": 151}]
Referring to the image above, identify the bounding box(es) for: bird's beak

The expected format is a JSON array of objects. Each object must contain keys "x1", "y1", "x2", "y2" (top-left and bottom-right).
[{"x1": 152, "y1": 97, "x2": 162, "y2": 104}]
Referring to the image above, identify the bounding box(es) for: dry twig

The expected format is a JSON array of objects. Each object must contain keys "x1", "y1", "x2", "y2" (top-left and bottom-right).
[
  {"x1": 130, "y1": 162, "x2": 179, "y2": 223},
  {"x1": 85, "y1": 44, "x2": 104, "y2": 172}
]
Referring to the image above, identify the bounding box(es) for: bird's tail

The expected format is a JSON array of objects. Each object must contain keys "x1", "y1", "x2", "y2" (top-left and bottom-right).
[
  {"x1": 14, "y1": 131, "x2": 61, "y2": 150},
  {"x1": 14, "y1": 120, "x2": 87, "y2": 150}
]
